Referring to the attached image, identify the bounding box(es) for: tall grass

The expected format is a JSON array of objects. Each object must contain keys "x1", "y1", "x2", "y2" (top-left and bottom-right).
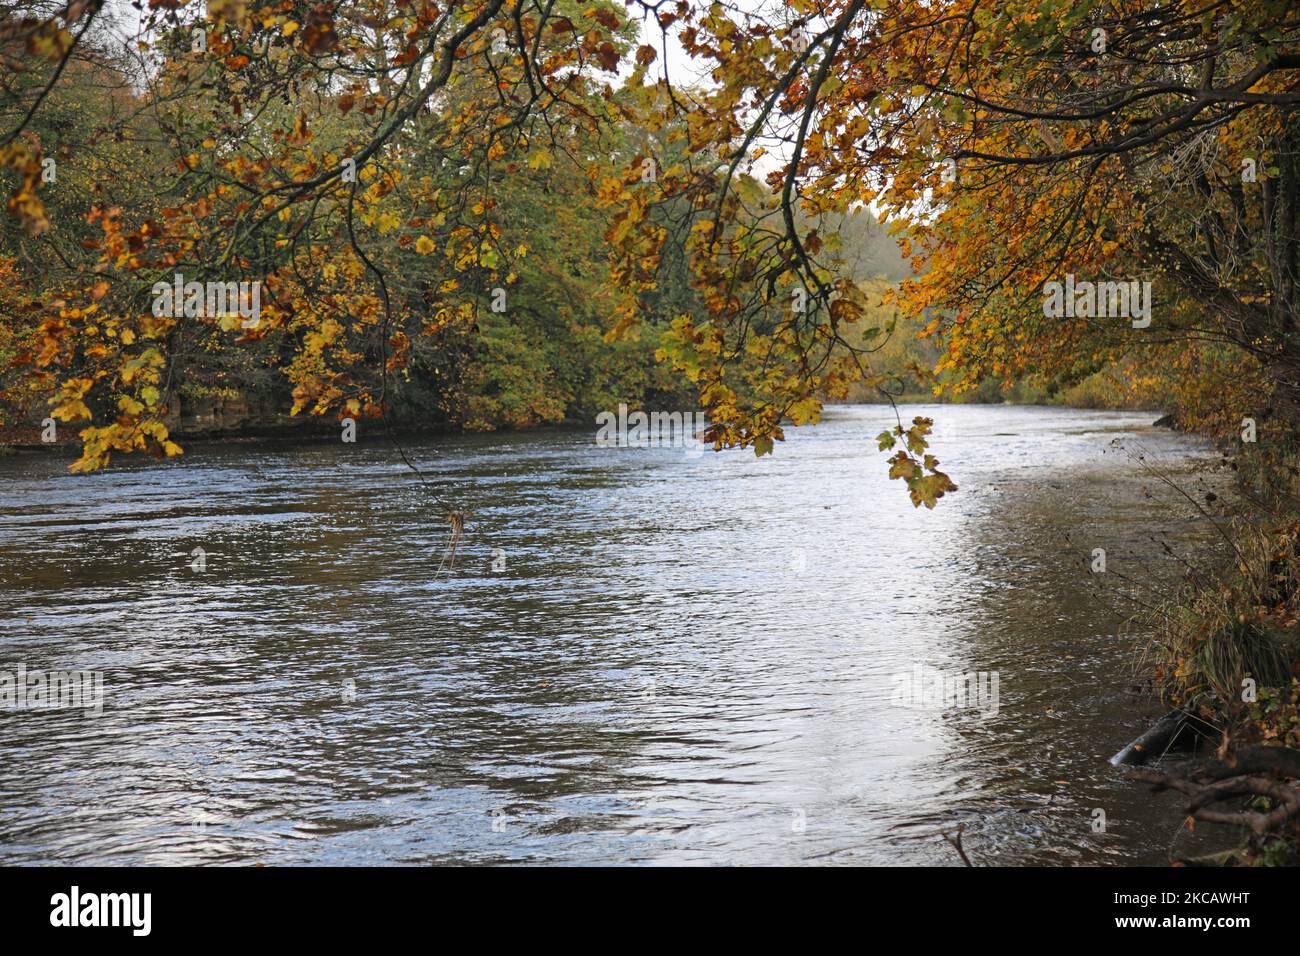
[{"x1": 1143, "y1": 441, "x2": 1300, "y2": 712}]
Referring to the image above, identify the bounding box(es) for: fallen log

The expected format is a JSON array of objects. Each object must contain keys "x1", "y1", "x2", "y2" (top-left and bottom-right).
[
  {"x1": 1109, "y1": 708, "x2": 1217, "y2": 766},
  {"x1": 1125, "y1": 744, "x2": 1300, "y2": 837}
]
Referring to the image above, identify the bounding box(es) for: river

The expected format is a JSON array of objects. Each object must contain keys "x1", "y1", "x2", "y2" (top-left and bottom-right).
[{"x1": 0, "y1": 404, "x2": 1235, "y2": 864}]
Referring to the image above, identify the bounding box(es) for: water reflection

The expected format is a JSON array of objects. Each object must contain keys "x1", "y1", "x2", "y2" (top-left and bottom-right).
[{"x1": 0, "y1": 405, "x2": 1232, "y2": 864}]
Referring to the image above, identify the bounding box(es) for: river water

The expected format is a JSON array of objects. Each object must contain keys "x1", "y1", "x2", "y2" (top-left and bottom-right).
[{"x1": 0, "y1": 404, "x2": 1235, "y2": 865}]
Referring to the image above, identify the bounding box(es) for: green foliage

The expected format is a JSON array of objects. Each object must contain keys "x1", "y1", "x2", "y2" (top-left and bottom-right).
[{"x1": 877, "y1": 416, "x2": 958, "y2": 509}]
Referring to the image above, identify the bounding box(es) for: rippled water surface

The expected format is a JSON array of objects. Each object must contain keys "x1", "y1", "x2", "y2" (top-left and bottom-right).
[{"x1": 0, "y1": 405, "x2": 1233, "y2": 864}]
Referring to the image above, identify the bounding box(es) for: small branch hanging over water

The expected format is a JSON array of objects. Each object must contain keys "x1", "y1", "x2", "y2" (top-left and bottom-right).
[{"x1": 436, "y1": 511, "x2": 471, "y2": 577}]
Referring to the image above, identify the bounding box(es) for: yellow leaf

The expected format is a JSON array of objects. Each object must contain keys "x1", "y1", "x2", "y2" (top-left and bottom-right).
[{"x1": 52, "y1": 400, "x2": 91, "y2": 422}]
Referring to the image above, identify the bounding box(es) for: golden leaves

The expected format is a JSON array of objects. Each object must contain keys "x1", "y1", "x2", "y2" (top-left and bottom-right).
[
  {"x1": 0, "y1": 141, "x2": 51, "y2": 237},
  {"x1": 879, "y1": 418, "x2": 957, "y2": 508},
  {"x1": 24, "y1": 22, "x2": 73, "y2": 61}
]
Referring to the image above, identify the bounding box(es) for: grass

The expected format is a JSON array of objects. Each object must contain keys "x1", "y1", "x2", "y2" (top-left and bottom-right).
[{"x1": 1143, "y1": 519, "x2": 1299, "y2": 711}]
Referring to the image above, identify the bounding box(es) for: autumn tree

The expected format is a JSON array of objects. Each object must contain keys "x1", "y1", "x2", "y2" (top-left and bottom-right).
[
  {"x1": 606, "y1": 1, "x2": 1299, "y2": 458},
  {"x1": 5, "y1": 0, "x2": 1298, "y2": 505},
  {"x1": 1, "y1": 0, "x2": 654, "y2": 472}
]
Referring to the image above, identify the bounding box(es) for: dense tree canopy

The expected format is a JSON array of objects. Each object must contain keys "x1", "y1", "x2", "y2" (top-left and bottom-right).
[{"x1": 1, "y1": 0, "x2": 1297, "y2": 504}]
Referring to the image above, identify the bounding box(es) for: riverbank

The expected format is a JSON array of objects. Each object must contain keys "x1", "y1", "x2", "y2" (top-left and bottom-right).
[
  {"x1": 1, "y1": 388, "x2": 1174, "y2": 454},
  {"x1": 1129, "y1": 435, "x2": 1300, "y2": 864}
]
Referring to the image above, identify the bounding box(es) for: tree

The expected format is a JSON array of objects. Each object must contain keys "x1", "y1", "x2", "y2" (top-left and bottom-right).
[
  {"x1": 5, "y1": 0, "x2": 1297, "y2": 498},
  {"x1": 1, "y1": 0, "x2": 650, "y2": 471},
  {"x1": 605, "y1": 0, "x2": 1299, "y2": 493}
]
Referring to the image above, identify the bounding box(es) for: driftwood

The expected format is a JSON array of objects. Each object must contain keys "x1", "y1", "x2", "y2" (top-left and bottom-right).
[
  {"x1": 1109, "y1": 709, "x2": 1217, "y2": 766},
  {"x1": 435, "y1": 510, "x2": 471, "y2": 576},
  {"x1": 1126, "y1": 744, "x2": 1300, "y2": 836},
  {"x1": 940, "y1": 824, "x2": 974, "y2": 866}
]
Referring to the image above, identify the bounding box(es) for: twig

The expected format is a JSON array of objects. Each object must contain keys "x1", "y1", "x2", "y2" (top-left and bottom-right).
[{"x1": 941, "y1": 824, "x2": 974, "y2": 866}]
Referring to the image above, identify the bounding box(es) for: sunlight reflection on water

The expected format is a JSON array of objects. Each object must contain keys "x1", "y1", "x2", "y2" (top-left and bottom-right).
[{"x1": 0, "y1": 405, "x2": 1233, "y2": 864}]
